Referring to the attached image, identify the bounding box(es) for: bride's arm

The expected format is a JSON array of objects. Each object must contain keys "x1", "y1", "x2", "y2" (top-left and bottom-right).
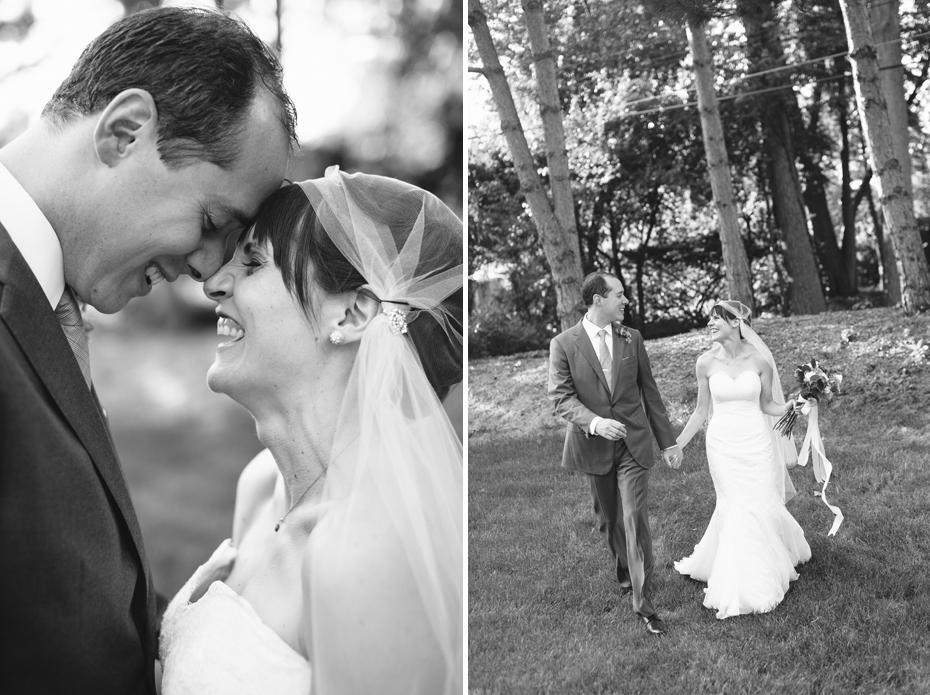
[
  {"x1": 676, "y1": 354, "x2": 712, "y2": 451},
  {"x1": 758, "y1": 359, "x2": 794, "y2": 417},
  {"x1": 302, "y1": 504, "x2": 446, "y2": 695}
]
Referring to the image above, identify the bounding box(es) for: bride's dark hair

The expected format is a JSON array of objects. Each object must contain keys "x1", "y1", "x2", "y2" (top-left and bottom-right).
[
  {"x1": 710, "y1": 303, "x2": 750, "y2": 337},
  {"x1": 249, "y1": 183, "x2": 463, "y2": 401},
  {"x1": 710, "y1": 304, "x2": 751, "y2": 326}
]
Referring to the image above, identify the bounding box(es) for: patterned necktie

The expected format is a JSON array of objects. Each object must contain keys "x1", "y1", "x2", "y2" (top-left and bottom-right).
[
  {"x1": 55, "y1": 287, "x2": 92, "y2": 390},
  {"x1": 597, "y1": 328, "x2": 612, "y2": 390}
]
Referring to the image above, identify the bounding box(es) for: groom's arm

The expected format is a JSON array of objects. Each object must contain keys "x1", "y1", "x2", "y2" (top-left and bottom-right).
[
  {"x1": 632, "y1": 331, "x2": 677, "y2": 450},
  {"x1": 548, "y1": 335, "x2": 598, "y2": 434}
]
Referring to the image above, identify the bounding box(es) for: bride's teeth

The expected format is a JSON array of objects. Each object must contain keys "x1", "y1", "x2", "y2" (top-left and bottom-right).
[
  {"x1": 145, "y1": 263, "x2": 165, "y2": 286},
  {"x1": 216, "y1": 317, "x2": 245, "y2": 341}
]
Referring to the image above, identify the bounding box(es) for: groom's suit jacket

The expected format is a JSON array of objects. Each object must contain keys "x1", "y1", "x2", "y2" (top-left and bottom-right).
[
  {"x1": 548, "y1": 319, "x2": 676, "y2": 474},
  {"x1": 0, "y1": 223, "x2": 156, "y2": 695}
]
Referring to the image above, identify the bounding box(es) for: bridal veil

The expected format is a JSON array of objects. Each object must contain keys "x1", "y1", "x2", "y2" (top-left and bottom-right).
[{"x1": 298, "y1": 168, "x2": 463, "y2": 693}]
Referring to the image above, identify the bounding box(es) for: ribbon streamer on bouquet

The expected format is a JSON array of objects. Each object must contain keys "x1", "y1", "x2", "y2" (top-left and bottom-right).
[{"x1": 796, "y1": 398, "x2": 844, "y2": 536}]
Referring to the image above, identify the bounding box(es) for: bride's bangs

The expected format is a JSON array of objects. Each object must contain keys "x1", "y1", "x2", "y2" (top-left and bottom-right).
[
  {"x1": 250, "y1": 184, "x2": 325, "y2": 321},
  {"x1": 710, "y1": 304, "x2": 734, "y2": 322}
]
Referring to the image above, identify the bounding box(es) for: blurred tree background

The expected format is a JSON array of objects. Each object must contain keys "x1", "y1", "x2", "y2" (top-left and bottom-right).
[
  {"x1": 0, "y1": 0, "x2": 462, "y2": 596},
  {"x1": 467, "y1": 0, "x2": 930, "y2": 356}
]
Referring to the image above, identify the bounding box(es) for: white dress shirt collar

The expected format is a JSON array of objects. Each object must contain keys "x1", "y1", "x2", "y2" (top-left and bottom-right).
[
  {"x1": 0, "y1": 161, "x2": 64, "y2": 309},
  {"x1": 582, "y1": 313, "x2": 613, "y2": 357}
]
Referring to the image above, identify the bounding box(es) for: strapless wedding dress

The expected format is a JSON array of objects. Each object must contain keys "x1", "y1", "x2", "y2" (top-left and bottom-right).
[
  {"x1": 159, "y1": 541, "x2": 311, "y2": 694},
  {"x1": 675, "y1": 370, "x2": 811, "y2": 619}
]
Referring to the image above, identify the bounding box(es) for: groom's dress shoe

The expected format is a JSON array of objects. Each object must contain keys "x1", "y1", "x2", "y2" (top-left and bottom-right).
[{"x1": 640, "y1": 613, "x2": 666, "y2": 635}]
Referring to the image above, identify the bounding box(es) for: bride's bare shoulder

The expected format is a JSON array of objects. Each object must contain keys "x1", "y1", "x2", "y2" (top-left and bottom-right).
[
  {"x1": 696, "y1": 349, "x2": 717, "y2": 372},
  {"x1": 232, "y1": 449, "x2": 278, "y2": 542}
]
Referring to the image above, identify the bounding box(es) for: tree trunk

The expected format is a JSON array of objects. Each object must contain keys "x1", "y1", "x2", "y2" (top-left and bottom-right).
[
  {"x1": 840, "y1": 0, "x2": 930, "y2": 314},
  {"x1": 871, "y1": 0, "x2": 909, "y2": 301},
  {"x1": 797, "y1": 84, "x2": 848, "y2": 296},
  {"x1": 274, "y1": 0, "x2": 283, "y2": 55},
  {"x1": 871, "y1": 0, "x2": 912, "y2": 197},
  {"x1": 867, "y1": 186, "x2": 894, "y2": 293},
  {"x1": 522, "y1": 0, "x2": 579, "y2": 276},
  {"x1": 468, "y1": 0, "x2": 585, "y2": 328},
  {"x1": 686, "y1": 19, "x2": 754, "y2": 311},
  {"x1": 800, "y1": 152, "x2": 848, "y2": 296},
  {"x1": 837, "y1": 104, "x2": 860, "y2": 293},
  {"x1": 739, "y1": 0, "x2": 826, "y2": 315}
]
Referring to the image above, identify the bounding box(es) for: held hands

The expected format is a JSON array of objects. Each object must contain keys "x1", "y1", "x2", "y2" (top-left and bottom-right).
[
  {"x1": 663, "y1": 444, "x2": 683, "y2": 469},
  {"x1": 594, "y1": 418, "x2": 627, "y2": 441}
]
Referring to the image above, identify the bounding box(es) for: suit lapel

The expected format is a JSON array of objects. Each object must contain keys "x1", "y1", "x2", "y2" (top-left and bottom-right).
[
  {"x1": 573, "y1": 319, "x2": 610, "y2": 393},
  {"x1": 0, "y1": 224, "x2": 150, "y2": 588}
]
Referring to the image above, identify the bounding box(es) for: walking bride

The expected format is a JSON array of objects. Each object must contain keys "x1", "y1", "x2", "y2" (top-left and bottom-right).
[
  {"x1": 158, "y1": 168, "x2": 463, "y2": 693},
  {"x1": 674, "y1": 300, "x2": 810, "y2": 619}
]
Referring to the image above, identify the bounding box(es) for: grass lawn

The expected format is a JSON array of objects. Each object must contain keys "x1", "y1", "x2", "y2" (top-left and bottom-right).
[{"x1": 468, "y1": 308, "x2": 930, "y2": 694}]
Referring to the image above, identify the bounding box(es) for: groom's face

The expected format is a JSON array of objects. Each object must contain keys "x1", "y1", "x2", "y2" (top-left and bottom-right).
[
  {"x1": 596, "y1": 276, "x2": 629, "y2": 322},
  {"x1": 71, "y1": 91, "x2": 290, "y2": 313}
]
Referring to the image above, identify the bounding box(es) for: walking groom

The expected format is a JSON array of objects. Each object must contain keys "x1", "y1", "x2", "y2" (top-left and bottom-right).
[{"x1": 548, "y1": 271, "x2": 681, "y2": 635}]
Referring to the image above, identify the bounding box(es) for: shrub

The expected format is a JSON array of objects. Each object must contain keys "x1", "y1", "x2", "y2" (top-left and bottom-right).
[{"x1": 468, "y1": 304, "x2": 553, "y2": 358}]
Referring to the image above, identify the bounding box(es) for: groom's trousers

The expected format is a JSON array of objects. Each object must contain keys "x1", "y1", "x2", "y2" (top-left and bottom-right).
[{"x1": 587, "y1": 440, "x2": 655, "y2": 616}]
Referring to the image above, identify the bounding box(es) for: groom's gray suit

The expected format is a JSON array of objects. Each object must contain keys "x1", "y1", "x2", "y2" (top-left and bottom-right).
[
  {"x1": 548, "y1": 319, "x2": 675, "y2": 616},
  {"x1": 0, "y1": 222, "x2": 157, "y2": 694}
]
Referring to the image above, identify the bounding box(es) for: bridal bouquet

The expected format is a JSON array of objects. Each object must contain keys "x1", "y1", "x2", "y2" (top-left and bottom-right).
[
  {"x1": 774, "y1": 358, "x2": 842, "y2": 437},
  {"x1": 775, "y1": 357, "x2": 845, "y2": 536}
]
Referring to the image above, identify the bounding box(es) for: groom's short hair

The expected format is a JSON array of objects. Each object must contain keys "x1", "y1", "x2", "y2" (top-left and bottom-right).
[
  {"x1": 581, "y1": 271, "x2": 618, "y2": 307},
  {"x1": 42, "y1": 6, "x2": 297, "y2": 169}
]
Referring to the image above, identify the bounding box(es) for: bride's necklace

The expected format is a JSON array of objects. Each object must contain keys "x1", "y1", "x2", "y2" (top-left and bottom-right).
[
  {"x1": 275, "y1": 468, "x2": 325, "y2": 532},
  {"x1": 273, "y1": 435, "x2": 358, "y2": 532},
  {"x1": 718, "y1": 340, "x2": 749, "y2": 365}
]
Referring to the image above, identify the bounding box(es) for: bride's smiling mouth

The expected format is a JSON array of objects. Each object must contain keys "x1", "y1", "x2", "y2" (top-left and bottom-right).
[{"x1": 217, "y1": 316, "x2": 245, "y2": 347}]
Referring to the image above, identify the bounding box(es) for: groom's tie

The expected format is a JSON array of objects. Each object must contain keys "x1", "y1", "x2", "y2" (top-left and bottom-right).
[
  {"x1": 597, "y1": 328, "x2": 612, "y2": 391},
  {"x1": 55, "y1": 286, "x2": 92, "y2": 390}
]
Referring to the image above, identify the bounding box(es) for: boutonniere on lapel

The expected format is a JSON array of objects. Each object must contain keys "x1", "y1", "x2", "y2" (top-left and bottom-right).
[{"x1": 614, "y1": 324, "x2": 632, "y2": 344}]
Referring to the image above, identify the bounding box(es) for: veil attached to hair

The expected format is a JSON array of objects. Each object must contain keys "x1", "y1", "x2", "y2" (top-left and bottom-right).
[
  {"x1": 298, "y1": 168, "x2": 463, "y2": 693},
  {"x1": 714, "y1": 300, "x2": 797, "y2": 503}
]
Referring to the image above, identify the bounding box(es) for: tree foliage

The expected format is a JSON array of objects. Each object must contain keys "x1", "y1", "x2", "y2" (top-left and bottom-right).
[{"x1": 469, "y1": 0, "x2": 930, "y2": 352}]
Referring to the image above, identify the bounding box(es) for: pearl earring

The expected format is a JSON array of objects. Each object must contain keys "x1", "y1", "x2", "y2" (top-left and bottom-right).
[{"x1": 329, "y1": 330, "x2": 345, "y2": 345}]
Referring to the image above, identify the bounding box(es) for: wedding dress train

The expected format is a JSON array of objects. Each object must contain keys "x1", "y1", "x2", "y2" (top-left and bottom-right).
[{"x1": 675, "y1": 370, "x2": 811, "y2": 619}]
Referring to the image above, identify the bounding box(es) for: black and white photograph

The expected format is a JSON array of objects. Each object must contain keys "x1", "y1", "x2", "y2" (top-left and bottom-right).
[
  {"x1": 468, "y1": 0, "x2": 930, "y2": 691},
  {"x1": 0, "y1": 0, "x2": 463, "y2": 692}
]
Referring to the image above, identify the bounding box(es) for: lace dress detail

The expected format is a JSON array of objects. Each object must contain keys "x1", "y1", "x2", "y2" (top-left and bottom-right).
[
  {"x1": 675, "y1": 371, "x2": 811, "y2": 619},
  {"x1": 160, "y1": 540, "x2": 312, "y2": 694}
]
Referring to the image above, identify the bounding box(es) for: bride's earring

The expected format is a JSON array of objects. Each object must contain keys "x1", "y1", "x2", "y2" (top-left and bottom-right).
[{"x1": 329, "y1": 330, "x2": 345, "y2": 345}]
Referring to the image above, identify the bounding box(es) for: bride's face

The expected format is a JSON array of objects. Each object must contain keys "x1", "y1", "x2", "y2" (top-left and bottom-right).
[
  {"x1": 202, "y1": 234, "x2": 327, "y2": 401},
  {"x1": 708, "y1": 312, "x2": 739, "y2": 342}
]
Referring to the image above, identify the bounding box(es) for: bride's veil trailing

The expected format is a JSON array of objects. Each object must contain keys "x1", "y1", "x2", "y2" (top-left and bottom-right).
[
  {"x1": 715, "y1": 300, "x2": 798, "y2": 503},
  {"x1": 297, "y1": 168, "x2": 463, "y2": 693}
]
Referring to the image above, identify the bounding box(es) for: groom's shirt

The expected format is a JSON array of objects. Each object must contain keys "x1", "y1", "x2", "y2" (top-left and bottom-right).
[
  {"x1": 582, "y1": 313, "x2": 612, "y2": 435},
  {"x1": 578, "y1": 314, "x2": 676, "y2": 451},
  {"x1": 0, "y1": 161, "x2": 65, "y2": 309}
]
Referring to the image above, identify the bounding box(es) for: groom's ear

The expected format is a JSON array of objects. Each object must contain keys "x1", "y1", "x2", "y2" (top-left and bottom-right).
[{"x1": 93, "y1": 89, "x2": 159, "y2": 167}]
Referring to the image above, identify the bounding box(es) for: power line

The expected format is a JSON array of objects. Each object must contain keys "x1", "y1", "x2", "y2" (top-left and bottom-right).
[{"x1": 469, "y1": 28, "x2": 930, "y2": 143}]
